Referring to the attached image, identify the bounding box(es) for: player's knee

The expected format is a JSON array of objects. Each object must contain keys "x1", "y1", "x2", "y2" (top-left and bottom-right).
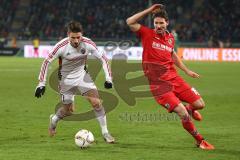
[
  {"x1": 62, "y1": 95, "x2": 74, "y2": 105},
  {"x1": 194, "y1": 99, "x2": 205, "y2": 110},
  {"x1": 90, "y1": 98, "x2": 101, "y2": 108},
  {"x1": 57, "y1": 103, "x2": 74, "y2": 118},
  {"x1": 199, "y1": 101, "x2": 205, "y2": 109}
]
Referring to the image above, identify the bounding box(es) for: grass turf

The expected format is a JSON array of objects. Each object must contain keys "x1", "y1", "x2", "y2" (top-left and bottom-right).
[{"x1": 0, "y1": 57, "x2": 240, "y2": 160}]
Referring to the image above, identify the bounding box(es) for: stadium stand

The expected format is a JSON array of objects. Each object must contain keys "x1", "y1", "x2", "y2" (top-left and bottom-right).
[
  {"x1": 0, "y1": 0, "x2": 19, "y2": 46},
  {"x1": 1, "y1": 0, "x2": 239, "y2": 45}
]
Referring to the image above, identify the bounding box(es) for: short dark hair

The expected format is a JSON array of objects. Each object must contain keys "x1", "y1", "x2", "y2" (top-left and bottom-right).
[
  {"x1": 67, "y1": 21, "x2": 83, "y2": 33},
  {"x1": 152, "y1": 10, "x2": 169, "y2": 21}
]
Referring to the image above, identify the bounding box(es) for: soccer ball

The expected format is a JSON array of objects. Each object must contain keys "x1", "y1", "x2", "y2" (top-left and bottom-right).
[{"x1": 74, "y1": 129, "x2": 94, "y2": 148}]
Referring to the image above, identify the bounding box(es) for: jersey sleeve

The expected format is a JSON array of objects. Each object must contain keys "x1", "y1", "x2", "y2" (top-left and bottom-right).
[
  {"x1": 38, "y1": 41, "x2": 66, "y2": 85},
  {"x1": 170, "y1": 33, "x2": 176, "y2": 53},
  {"x1": 136, "y1": 25, "x2": 150, "y2": 39},
  {"x1": 88, "y1": 42, "x2": 112, "y2": 82}
]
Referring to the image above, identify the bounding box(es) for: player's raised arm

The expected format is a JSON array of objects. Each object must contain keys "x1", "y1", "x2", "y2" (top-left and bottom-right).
[
  {"x1": 35, "y1": 41, "x2": 66, "y2": 98},
  {"x1": 172, "y1": 51, "x2": 200, "y2": 78},
  {"x1": 126, "y1": 4, "x2": 164, "y2": 32}
]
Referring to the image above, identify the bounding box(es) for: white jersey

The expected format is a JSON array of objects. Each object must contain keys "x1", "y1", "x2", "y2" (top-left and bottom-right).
[{"x1": 38, "y1": 37, "x2": 112, "y2": 85}]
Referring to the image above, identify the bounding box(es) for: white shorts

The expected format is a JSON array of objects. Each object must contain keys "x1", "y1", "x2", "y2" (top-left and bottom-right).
[{"x1": 59, "y1": 72, "x2": 97, "y2": 104}]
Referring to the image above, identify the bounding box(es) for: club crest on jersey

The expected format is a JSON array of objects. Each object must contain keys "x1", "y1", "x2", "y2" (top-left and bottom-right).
[
  {"x1": 168, "y1": 38, "x2": 173, "y2": 45},
  {"x1": 80, "y1": 48, "x2": 86, "y2": 54}
]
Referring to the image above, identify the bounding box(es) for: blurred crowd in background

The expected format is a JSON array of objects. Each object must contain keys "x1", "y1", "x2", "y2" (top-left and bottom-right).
[{"x1": 0, "y1": 0, "x2": 239, "y2": 47}]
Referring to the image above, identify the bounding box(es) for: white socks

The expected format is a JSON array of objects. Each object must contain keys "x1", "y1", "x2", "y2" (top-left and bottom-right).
[
  {"x1": 94, "y1": 107, "x2": 109, "y2": 134},
  {"x1": 51, "y1": 106, "x2": 109, "y2": 135},
  {"x1": 52, "y1": 114, "x2": 60, "y2": 125}
]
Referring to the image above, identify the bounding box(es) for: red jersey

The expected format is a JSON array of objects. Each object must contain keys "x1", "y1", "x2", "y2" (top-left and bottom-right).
[{"x1": 136, "y1": 25, "x2": 177, "y2": 80}]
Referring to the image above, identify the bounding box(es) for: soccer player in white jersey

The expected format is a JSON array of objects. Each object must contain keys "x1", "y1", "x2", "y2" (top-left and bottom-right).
[{"x1": 34, "y1": 21, "x2": 115, "y2": 143}]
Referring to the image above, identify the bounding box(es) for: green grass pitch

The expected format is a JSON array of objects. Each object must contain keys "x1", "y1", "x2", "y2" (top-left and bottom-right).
[{"x1": 0, "y1": 57, "x2": 240, "y2": 160}]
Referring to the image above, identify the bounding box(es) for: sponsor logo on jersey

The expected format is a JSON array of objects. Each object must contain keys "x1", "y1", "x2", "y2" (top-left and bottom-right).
[{"x1": 152, "y1": 41, "x2": 173, "y2": 52}]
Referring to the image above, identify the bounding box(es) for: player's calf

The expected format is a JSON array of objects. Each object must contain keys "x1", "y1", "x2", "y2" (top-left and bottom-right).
[{"x1": 174, "y1": 104, "x2": 204, "y2": 143}]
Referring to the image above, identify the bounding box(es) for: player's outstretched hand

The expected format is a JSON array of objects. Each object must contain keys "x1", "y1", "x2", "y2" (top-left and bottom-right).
[
  {"x1": 104, "y1": 81, "x2": 112, "y2": 89},
  {"x1": 185, "y1": 70, "x2": 200, "y2": 78},
  {"x1": 149, "y1": 4, "x2": 165, "y2": 14},
  {"x1": 35, "y1": 86, "x2": 46, "y2": 98}
]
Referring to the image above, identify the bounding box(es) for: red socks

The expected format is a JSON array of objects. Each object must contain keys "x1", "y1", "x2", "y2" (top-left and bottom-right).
[{"x1": 181, "y1": 115, "x2": 203, "y2": 142}]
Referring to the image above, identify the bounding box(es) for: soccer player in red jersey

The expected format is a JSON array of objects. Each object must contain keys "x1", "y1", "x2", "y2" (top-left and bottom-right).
[{"x1": 126, "y1": 4, "x2": 214, "y2": 150}]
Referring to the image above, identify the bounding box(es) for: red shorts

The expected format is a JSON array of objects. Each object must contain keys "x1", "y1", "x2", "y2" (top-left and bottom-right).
[{"x1": 149, "y1": 76, "x2": 201, "y2": 112}]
